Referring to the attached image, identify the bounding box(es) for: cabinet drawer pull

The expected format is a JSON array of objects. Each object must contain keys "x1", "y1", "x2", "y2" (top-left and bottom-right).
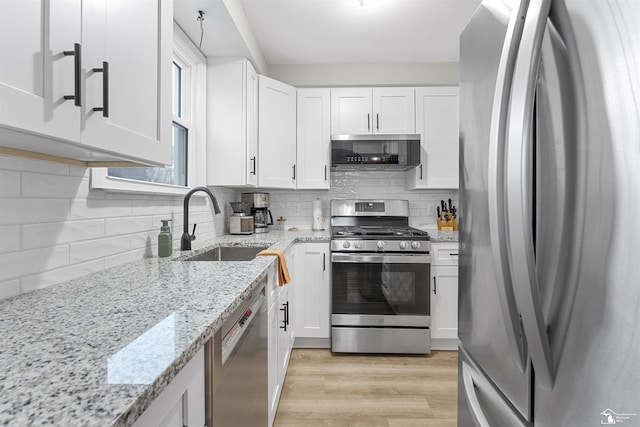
[
  {"x1": 323, "y1": 253, "x2": 326, "y2": 271},
  {"x1": 433, "y1": 276, "x2": 437, "y2": 294},
  {"x1": 450, "y1": 253, "x2": 459, "y2": 256},
  {"x1": 292, "y1": 164, "x2": 296, "y2": 181},
  {"x1": 251, "y1": 156, "x2": 256, "y2": 175},
  {"x1": 92, "y1": 61, "x2": 109, "y2": 117},
  {"x1": 367, "y1": 113, "x2": 370, "y2": 131},
  {"x1": 419, "y1": 164, "x2": 423, "y2": 180},
  {"x1": 376, "y1": 113, "x2": 379, "y2": 131},
  {"x1": 63, "y1": 43, "x2": 81, "y2": 107},
  {"x1": 324, "y1": 165, "x2": 327, "y2": 181}
]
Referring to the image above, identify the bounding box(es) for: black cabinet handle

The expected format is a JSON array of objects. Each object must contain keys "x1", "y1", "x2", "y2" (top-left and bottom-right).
[
  {"x1": 92, "y1": 61, "x2": 109, "y2": 117},
  {"x1": 324, "y1": 165, "x2": 327, "y2": 181},
  {"x1": 292, "y1": 164, "x2": 296, "y2": 181},
  {"x1": 280, "y1": 301, "x2": 289, "y2": 330},
  {"x1": 376, "y1": 113, "x2": 379, "y2": 131},
  {"x1": 433, "y1": 276, "x2": 437, "y2": 294},
  {"x1": 367, "y1": 113, "x2": 370, "y2": 131},
  {"x1": 450, "y1": 253, "x2": 459, "y2": 256},
  {"x1": 251, "y1": 156, "x2": 256, "y2": 175},
  {"x1": 419, "y1": 164, "x2": 423, "y2": 180},
  {"x1": 63, "y1": 43, "x2": 81, "y2": 107},
  {"x1": 323, "y1": 253, "x2": 326, "y2": 271}
]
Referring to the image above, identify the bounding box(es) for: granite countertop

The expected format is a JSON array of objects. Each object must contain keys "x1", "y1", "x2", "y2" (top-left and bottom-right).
[
  {"x1": 0, "y1": 230, "x2": 329, "y2": 426},
  {"x1": 429, "y1": 230, "x2": 459, "y2": 243}
]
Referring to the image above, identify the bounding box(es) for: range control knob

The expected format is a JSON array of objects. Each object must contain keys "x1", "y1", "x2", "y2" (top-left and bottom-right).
[
  {"x1": 399, "y1": 241, "x2": 408, "y2": 249},
  {"x1": 354, "y1": 242, "x2": 362, "y2": 249},
  {"x1": 342, "y1": 241, "x2": 351, "y2": 249},
  {"x1": 411, "y1": 241, "x2": 421, "y2": 250},
  {"x1": 376, "y1": 241, "x2": 386, "y2": 249}
]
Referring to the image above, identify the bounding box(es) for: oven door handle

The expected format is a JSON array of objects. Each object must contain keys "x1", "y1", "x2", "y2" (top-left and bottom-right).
[{"x1": 331, "y1": 253, "x2": 431, "y2": 264}]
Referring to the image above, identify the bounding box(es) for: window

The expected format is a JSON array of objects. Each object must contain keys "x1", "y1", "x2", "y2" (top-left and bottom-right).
[{"x1": 91, "y1": 26, "x2": 206, "y2": 194}]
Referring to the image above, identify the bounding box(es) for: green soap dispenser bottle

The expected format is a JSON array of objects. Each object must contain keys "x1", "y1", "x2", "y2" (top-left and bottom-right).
[{"x1": 158, "y1": 220, "x2": 172, "y2": 257}]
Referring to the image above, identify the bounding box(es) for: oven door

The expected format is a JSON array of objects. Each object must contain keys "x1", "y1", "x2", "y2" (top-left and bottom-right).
[{"x1": 331, "y1": 252, "x2": 431, "y2": 326}]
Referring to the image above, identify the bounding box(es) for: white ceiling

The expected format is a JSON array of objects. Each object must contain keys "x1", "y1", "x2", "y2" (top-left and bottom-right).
[{"x1": 174, "y1": 0, "x2": 481, "y2": 66}]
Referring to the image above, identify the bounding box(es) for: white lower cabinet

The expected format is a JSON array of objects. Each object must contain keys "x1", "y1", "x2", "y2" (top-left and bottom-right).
[
  {"x1": 268, "y1": 248, "x2": 295, "y2": 427},
  {"x1": 133, "y1": 349, "x2": 205, "y2": 427},
  {"x1": 430, "y1": 242, "x2": 459, "y2": 350},
  {"x1": 293, "y1": 242, "x2": 331, "y2": 346}
]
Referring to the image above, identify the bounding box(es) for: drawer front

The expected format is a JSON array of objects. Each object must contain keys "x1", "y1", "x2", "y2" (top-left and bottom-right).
[{"x1": 432, "y1": 243, "x2": 459, "y2": 266}]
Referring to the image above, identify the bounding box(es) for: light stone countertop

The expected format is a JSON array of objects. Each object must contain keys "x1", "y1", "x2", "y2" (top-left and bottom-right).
[
  {"x1": 429, "y1": 230, "x2": 459, "y2": 243},
  {"x1": 0, "y1": 230, "x2": 329, "y2": 426}
]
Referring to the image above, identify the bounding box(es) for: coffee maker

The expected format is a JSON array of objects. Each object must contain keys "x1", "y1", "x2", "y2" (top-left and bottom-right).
[
  {"x1": 241, "y1": 192, "x2": 273, "y2": 233},
  {"x1": 229, "y1": 202, "x2": 254, "y2": 235}
]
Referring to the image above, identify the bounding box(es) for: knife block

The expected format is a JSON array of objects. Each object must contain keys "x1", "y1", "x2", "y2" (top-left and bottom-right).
[{"x1": 437, "y1": 217, "x2": 458, "y2": 231}]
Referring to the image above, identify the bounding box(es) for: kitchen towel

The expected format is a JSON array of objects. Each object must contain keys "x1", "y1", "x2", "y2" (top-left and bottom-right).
[{"x1": 257, "y1": 249, "x2": 291, "y2": 286}]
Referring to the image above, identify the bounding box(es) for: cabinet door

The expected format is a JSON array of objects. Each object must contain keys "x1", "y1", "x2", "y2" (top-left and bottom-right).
[
  {"x1": 408, "y1": 87, "x2": 459, "y2": 189},
  {"x1": 277, "y1": 285, "x2": 292, "y2": 387},
  {"x1": 207, "y1": 60, "x2": 258, "y2": 186},
  {"x1": 81, "y1": 0, "x2": 172, "y2": 166},
  {"x1": 297, "y1": 89, "x2": 330, "y2": 189},
  {"x1": 372, "y1": 87, "x2": 415, "y2": 134},
  {"x1": 246, "y1": 63, "x2": 259, "y2": 186},
  {"x1": 258, "y1": 75, "x2": 297, "y2": 188},
  {"x1": 293, "y1": 243, "x2": 330, "y2": 339},
  {"x1": 132, "y1": 349, "x2": 204, "y2": 427},
  {"x1": 330, "y1": 88, "x2": 372, "y2": 134},
  {"x1": 431, "y1": 265, "x2": 459, "y2": 341},
  {"x1": 0, "y1": 0, "x2": 81, "y2": 142}
]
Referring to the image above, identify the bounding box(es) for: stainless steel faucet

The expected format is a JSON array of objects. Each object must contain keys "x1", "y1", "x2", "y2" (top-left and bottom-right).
[{"x1": 181, "y1": 186, "x2": 221, "y2": 251}]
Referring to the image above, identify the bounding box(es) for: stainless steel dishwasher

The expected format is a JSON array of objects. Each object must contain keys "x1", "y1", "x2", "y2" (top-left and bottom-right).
[{"x1": 205, "y1": 279, "x2": 268, "y2": 427}]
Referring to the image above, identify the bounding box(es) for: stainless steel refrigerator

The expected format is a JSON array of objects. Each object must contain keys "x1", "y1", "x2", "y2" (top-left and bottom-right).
[{"x1": 458, "y1": 0, "x2": 640, "y2": 425}]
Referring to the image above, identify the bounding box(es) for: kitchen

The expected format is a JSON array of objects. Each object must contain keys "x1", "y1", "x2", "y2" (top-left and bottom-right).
[{"x1": 1, "y1": 0, "x2": 639, "y2": 426}]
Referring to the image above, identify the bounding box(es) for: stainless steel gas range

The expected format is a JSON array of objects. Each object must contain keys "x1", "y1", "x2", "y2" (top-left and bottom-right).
[{"x1": 330, "y1": 199, "x2": 431, "y2": 354}]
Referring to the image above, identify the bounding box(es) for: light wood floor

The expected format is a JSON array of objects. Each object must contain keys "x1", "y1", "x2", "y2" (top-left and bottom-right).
[{"x1": 274, "y1": 349, "x2": 458, "y2": 427}]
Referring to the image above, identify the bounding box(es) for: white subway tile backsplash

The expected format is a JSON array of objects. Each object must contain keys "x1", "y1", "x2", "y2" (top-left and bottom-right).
[
  {"x1": 106, "y1": 216, "x2": 154, "y2": 237},
  {"x1": 0, "y1": 155, "x2": 236, "y2": 300},
  {"x1": 0, "y1": 154, "x2": 70, "y2": 175},
  {"x1": 69, "y1": 235, "x2": 131, "y2": 263},
  {"x1": 104, "y1": 247, "x2": 149, "y2": 269},
  {"x1": 0, "y1": 170, "x2": 20, "y2": 197},
  {"x1": 0, "y1": 225, "x2": 20, "y2": 254},
  {"x1": 20, "y1": 259, "x2": 105, "y2": 294},
  {"x1": 0, "y1": 245, "x2": 69, "y2": 281},
  {"x1": 22, "y1": 219, "x2": 105, "y2": 250},
  {"x1": 0, "y1": 278, "x2": 20, "y2": 300},
  {"x1": 0, "y1": 199, "x2": 70, "y2": 225},
  {"x1": 70, "y1": 198, "x2": 132, "y2": 220},
  {"x1": 22, "y1": 172, "x2": 89, "y2": 199}
]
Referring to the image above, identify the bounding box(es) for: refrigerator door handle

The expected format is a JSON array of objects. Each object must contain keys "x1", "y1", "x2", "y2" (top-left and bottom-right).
[
  {"x1": 462, "y1": 362, "x2": 492, "y2": 427},
  {"x1": 462, "y1": 360, "x2": 529, "y2": 427},
  {"x1": 505, "y1": 0, "x2": 555, "y2": 390},
  {"x1": 487, "y1": 0, "x2": 530, "y2": 373}
]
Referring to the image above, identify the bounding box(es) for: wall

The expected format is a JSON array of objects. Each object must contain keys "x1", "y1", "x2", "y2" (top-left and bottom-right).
[
  {"x1": 267, "y1": 62, "x2": 459, "y2": 87},
  {"x1": 0, "y1": 154, "x2": 236, "y2": 300},
  {"x1": 264, "y1": 171, "x2": 458, "y2": 230}
]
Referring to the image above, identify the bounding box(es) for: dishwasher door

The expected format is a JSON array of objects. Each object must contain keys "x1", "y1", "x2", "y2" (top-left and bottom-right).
[{"x1": 206, "y1": 282, "x2": 268, "y2": 427}]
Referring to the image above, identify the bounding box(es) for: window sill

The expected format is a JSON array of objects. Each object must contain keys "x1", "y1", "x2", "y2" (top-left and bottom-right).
[{"x1": 91, "y1": 168, "x2": 195, "y2": 196}]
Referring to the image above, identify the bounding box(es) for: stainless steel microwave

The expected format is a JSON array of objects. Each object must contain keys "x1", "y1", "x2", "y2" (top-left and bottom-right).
[{"x1": 331, "y1": 134, "x2": 420, "y2": 171}]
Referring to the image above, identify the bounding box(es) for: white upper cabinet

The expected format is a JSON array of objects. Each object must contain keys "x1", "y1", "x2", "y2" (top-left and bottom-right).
[
  {"x1": 0, "y1": 0, "x2": 81, "y2": 143},
  {"x1": 330, "y1": 87, "x2": 415, "y2": 135},
  {"x1": 0, "y1": 0, "x2": 172, "y2": 166},
  {"x1": 258, "y1": 75, "x2": 297, "y2": 189},
  {"x1": 206, "y1": 59, "x2": 258, "y2": 187},
  {"x1": 296, "y1": 88, "x2": 330, "y2": 190},
  {"x1": 407, "y1": 87, "x2": 459, "y2": 189}
]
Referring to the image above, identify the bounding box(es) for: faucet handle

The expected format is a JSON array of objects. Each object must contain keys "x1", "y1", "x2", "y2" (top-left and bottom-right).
[{"x1": 191, "y1": 223, "x2": 197, "y2": 241}]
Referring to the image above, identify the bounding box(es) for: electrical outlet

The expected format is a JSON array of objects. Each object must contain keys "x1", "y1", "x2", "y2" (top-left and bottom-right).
[{"x1": 292, "y1": 204, "x2": 301, "y2": 216}]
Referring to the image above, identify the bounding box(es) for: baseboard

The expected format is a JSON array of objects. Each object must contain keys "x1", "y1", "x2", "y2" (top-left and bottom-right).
[{"x1": 293, "y1": 337, "x2": 331, "y2": 348}]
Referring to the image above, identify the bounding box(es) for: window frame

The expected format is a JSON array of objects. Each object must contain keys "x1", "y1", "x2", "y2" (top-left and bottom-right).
[{"x1": 90, "y1": 24, "x2": 207, "y2": 195}]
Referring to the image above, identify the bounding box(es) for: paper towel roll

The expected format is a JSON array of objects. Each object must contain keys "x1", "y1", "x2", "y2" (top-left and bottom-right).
[{"x1": 312, "y1": 198, "x2": 324, "y2": 230}]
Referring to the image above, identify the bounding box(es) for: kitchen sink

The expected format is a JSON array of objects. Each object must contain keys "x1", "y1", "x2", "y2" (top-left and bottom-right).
[{"x1": 184, "y1": 245, "x2": 270, "y2": 262}]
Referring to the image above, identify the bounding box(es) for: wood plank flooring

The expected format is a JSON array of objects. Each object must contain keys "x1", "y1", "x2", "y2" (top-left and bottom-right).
[{"x1": 274, "y1": 349, "x2": 458, "y2": 427}]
